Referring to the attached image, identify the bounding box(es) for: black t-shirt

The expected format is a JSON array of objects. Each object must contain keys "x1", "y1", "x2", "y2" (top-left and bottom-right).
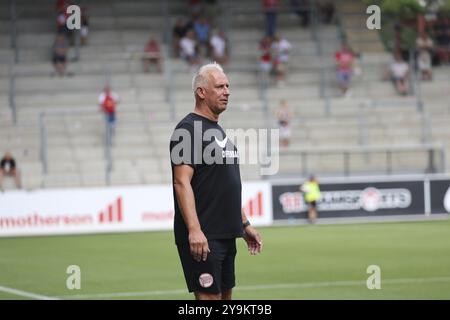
[
  {"x1": 0, "y1": 158, "x2": 16, "y2": 172},
  {"x1": 170, "y1": 113, "x2": 243, "y2": 244}
]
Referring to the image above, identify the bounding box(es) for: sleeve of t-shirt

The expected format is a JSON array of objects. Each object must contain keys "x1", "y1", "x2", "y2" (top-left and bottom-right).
[
  {"x1": 98, "y1": 93, "x2": 105, "y2": 105},
  {"x1": 169, "y1": 122, "x2": 198, "y2": 169}
]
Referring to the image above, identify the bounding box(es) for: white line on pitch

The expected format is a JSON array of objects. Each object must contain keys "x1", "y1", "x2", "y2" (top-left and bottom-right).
[
  {"x1": 58, "y1": 276, "x2": 450, "y2": 299},
  {"x1": 0, "y1": 285, "x2": 59, "y2": 300}
]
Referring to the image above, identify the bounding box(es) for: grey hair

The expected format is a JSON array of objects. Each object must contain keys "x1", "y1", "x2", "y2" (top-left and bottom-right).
[{"x1": 192, "y1": 62, "x2": 224, "y2": 93}]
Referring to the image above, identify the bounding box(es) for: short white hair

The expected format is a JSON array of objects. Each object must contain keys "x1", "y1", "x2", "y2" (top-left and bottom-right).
[{"x1": 192, "y1": 62, "x2": 224, "y2": 93}]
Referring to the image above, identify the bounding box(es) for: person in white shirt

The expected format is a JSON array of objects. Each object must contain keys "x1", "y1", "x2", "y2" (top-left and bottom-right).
[
  {"x1": 272, "y1": 36, "x2": 292, "y2": 86},
  {"x1": 416, "y1": 32, "x2": 434, "y2": 81},
  {"x1": 388, "y1": 53, "x2": 410, "y2": 96},
  {"x1": 180, "y1": 30, "x2": 199, "y2": 67},
  {"x1": 210, "y1": 30, "x2": 228, "y2": 65}
]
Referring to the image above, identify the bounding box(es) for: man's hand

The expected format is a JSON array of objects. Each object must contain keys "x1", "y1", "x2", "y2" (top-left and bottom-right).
[
  {"x1": 243, "y1": 226, "x2": 263, "y2": 255},
  {"x1": 188, "y1": 228, "x2": 210, "y2": 262}
]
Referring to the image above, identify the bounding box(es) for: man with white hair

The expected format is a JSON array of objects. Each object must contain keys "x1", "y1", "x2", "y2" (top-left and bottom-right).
[{"x1": 169, "y1": 62, "x2": 263, "y2": 300}]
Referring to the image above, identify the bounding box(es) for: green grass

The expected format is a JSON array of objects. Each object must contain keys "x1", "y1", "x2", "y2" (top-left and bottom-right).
[{"x1": 1, "y1": 219, "x2": 450, "y2": 300}]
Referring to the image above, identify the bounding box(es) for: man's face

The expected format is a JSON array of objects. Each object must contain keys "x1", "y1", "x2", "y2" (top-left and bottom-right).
[{"x1": 203, "y1": 70, "x2": 230, "y2": 115}]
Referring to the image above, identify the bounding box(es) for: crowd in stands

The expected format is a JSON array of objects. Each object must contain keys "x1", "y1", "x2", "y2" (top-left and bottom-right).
[
  {"x1": 52, "y1": 0, "x2": 89, "y2": 77},
  {"x1": 172, "y1": 3, "x2": 228, "y2": 70}
]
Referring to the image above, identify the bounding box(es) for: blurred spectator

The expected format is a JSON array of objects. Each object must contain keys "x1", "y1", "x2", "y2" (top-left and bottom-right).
[
  {"x1": 56, "y1": 8, "x2": 69, "y2": 36},
  {"x1": 386, "y1": 53, "x2": 410, "y2": 96},
  {"x1": 193, "y1": 17, "x2": 211, "y2": 56},
  {"x1": 52, "y1": 34, "x2": 69, "y2": 77},
  {"x1": 300, "y1": 175, "x2": 321, "y2": 224},
  {"x1": 435, "y1": 15, "x2": 450, "y2": 64},
  {"x1": 187, "y1": 0, "x2": 203, "y2": 18},
  {"x1": 275, "y1": 99, "x2": 294, "y2": 147},
  {"x1": 55, "y1": 0, "x2": 67, "y2": 13},
  {"x1": 172, "y1": 18, "x2": 188, "y2": 57},
  {"x1": 290, "y1": 0, "x2": 310, "y2": 27},
  {"x1": 99, "y1": 85, "x2": 120, "y2": 139},
  {"x1": 335, "y1": 43, "x2": 355, "y2": 97},
  {"x1": 143, "y1": 38, "x2": 162, "y2": 73},
  {"x1": 262, "y1": 0, "x2": 280, "y2": 38},
  {"x1": 259, "y1": 36, "x2": 273, "y2": 74},
  {"x1": 0, "y1": 152, "x2": 21, "y2": 191},
  {"x1": 204, "y1": 0, "x2": 219, "y2": 24},
  {"x1": 272, "y1": 35, "x2": 292, "y2": 86},
  {"x1": 80, "y1": 6, "x2": 89, "y2": 46},
  {"x1": 317, "y1": 0, "x2": 335, "y2": 24},
  {"x1": 210, "y1": 30, "x2": 228, "y2": 65},
  {"x1": 416, "y1": 31, "x2": 434, "y2": 81},
  {"x1": 180, "y1": 29, "x2": 200, "y2": 67}
]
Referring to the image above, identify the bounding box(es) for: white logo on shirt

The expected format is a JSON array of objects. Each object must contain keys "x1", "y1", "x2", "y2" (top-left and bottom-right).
[{"x1": 214, "y1": 136, "x2": 228, "y2": 148}]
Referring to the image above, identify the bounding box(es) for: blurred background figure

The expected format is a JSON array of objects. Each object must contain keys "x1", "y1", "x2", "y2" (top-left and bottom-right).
[
  {"x1": 143, "y1": 37, "x2": 162, "y2": 73},
  {"x1": 52, "y1": 34, "x2": 69, "y2": 76},
  {"x1": 210, "y1": 29, "x2": 228, "y2": 65},
  {"x1": 300, "y1": 175, "x2": 321, "y2": 224},
  {"x1": 271, "y1": 35, "x2": 292, "y2": 86},
  {"x1": 80, "y1": 6, "x2": 89, "y2": 46},
  {"x1": 262, "y1": 0, "x2": 280, "y2": 38},
  {"x1": 193, "y1": 16, "x2": 211, "y2": 57},
  {"x1": 416, "y1": 31, "x2": 434, "y2": 81},
  {"x1": 99, "y1": 85, "x2": 120, "y2": 141},
  {"x1": 180, "y1": 29, "x2": 200, "y2": 68},
  {"x1": 290, "y1": 0, "x2": 310, "y2": 27},
  {"x1": 275, "y1": 99, "x2": 294, "y2": 147},
  {"x1": 335, "y1": 42, "x2": 355, "y2": 97},
  {"x1": 0, "y1": 152, "x2": 22, "y2": 191},
  {"x1": 387, "y1": 53, "x2": 410, "y2": 96},
  {"x1": 172, "y1": 18, "x2": 188, "y2": 57}
]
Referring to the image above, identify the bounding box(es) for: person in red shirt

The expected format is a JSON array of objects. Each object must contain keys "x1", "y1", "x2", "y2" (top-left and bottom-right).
[
  {"x1": 335, "y1": 43, "x2": 355, "y2": 97},
  {"x1": 143, "y1": 38, "x2": 162, "y2": 73},
  {"x1": 98, "y1": 85, "x2": 120, "y2": 139}
]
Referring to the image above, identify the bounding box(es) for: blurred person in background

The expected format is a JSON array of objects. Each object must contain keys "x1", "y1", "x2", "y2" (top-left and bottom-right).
[
  {"x1": 193, "y1": 16, "x2": 211, "y2": 57},
  {"x1": 386, "y1": 53, "x2": 410, "y2": 96},
  {"x1": 275, "y1": 99, "x2": 294, "y2": 147},
  {"x1": 99, "y1": 85, "x2": 121, "y2": 141},
  {"x1": 80, "y1": 6, "x2": 89, "y2": 46},
  {"x1": 435, "y1": 14, "x2": 450, "y2": 64},
  {"x1": 259, "y1": 36, "x2": 273, "y2": 75},
  {"x1": 143, "y1": 37, "x2": 162, "y2": 73},
  {"x1": 335, "y1": 42, "x2": 355, "y2": 97},
  {"x1": 262, "y1": 0, "x2": 280, "y2": 38},
  {"x1": 210, "y1": 30, "x2": 228, "y2": 65},
  {"x1": 0, "y1": 152, "x2": 22, "y2": 191},
  {"x1": 271, "y1": 35, "x2": 292, "y2": 86},
  {"x1": 300, "y1": 175, "x2": 321, "y2": 224},
  {"x1": 180, "y1": 29, "x2": 200, "y2": 68},
  {"x1": 290, "y1": 0, "x2": 310, "y2": 27},
  {"x1": 173, "y1": 18, "x2": 188, "y2": 57},
  {"x1": 416, "y1": 31, "x2": 434, "y2": 81},
  {"x1": 52, "y1": 34, "x2": 69, "y2": 77}
]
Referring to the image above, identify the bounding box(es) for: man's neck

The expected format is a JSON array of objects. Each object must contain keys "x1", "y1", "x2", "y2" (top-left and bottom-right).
[{"x1": 193, "y1": 105, "x2": 219, "y2": 122}]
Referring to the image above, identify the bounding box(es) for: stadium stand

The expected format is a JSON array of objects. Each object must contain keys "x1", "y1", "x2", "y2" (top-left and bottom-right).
[{"x1": 0, "y1": 0, "x2": 449, "y2": 190}]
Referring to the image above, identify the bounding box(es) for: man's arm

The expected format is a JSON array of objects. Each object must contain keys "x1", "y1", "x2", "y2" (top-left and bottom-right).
[
  {"x1": 173, "y1": 164, "x2": 209, "y2": 262},
  {"x1": 241, "y1": 209, "x2": 263, "y2": 255}
]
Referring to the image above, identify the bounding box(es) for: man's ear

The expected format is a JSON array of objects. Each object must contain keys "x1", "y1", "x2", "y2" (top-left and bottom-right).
[{"x1": 196, "y1": 87, "x2": 206, "y2": 99}]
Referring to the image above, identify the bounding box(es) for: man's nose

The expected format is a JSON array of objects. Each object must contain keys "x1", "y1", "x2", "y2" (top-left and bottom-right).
[{"x1": 223, "y1": 87, "x2": 230, "y2": 96}]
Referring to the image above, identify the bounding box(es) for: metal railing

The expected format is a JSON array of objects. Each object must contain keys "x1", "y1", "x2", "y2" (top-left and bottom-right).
[
  {"x1": 39, "y1": 108, "x2": 108, "y2": 180},
  {"x1": 279, "y1": 143, "x2": 446, "y2": 177}
]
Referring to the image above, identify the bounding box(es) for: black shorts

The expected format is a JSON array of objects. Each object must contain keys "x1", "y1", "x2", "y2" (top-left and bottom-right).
[
  {"x1": 308, "y1": 201, "x2": 317, "y2": 208},
  {"x1": 53, "y1": 54, "x2": 66, "y2": 64},
  {"x1": 176, "y1": 239, "x2": 237, "y2": 294}
]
